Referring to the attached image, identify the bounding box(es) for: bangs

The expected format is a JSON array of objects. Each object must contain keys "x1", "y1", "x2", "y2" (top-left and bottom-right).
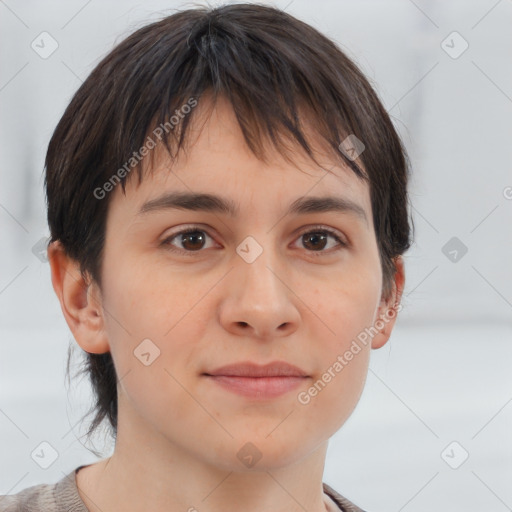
[{"x1": 102, "y1": 5, "x2": 369, "y2": 194}]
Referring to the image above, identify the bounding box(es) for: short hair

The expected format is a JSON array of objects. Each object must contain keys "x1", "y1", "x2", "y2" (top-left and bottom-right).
[{"x1": 45, "y1": 3, "x2": 413, "y2": 444}]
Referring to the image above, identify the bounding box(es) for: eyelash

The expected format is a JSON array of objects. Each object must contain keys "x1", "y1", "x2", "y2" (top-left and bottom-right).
[{"x1": 161, "y1": 225, "x2": 348, "y2": 258}]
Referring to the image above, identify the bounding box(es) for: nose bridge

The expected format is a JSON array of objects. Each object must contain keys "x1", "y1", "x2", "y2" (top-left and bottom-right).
[
  {"x1": 221, "y1": 232, "x2": 299, "y2": 338},
  {"x1": 236, "y1": 233, "x2": 284, "y2": 304}
]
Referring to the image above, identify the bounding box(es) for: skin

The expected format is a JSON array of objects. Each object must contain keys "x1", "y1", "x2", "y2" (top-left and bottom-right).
[{"x1": 48, "y1": 95, "x2": 405, "y2": 512}]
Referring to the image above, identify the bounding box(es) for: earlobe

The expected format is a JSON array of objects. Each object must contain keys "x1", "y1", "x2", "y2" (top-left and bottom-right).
[
  {"x1": 371, "y1": 256, "x2": 406, "y2": 350},
  {"x1": 47, "y1": 241, "x2": 110, "y2": 354}
]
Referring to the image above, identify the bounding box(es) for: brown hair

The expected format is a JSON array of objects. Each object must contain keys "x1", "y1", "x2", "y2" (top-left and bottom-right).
[{"x1": 45, "y1": 2, "x2": 413, "y2": 445}]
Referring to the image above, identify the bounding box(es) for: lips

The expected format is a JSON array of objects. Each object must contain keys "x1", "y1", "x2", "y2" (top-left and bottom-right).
[
  {"x1": 204, "y1": 361, "x2": 309, "y2": 378},
  {"x1": 203, "y1": 361, "x2": 309, "y2": 399}
]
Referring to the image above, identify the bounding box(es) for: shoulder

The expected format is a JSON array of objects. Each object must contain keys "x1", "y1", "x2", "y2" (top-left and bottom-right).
[
  {"x1": 0, "y1": 480, "x2": 58, "y2": 512},
  {"x1": 0, "y1": 469, "x2": 88, "y2": 512},
  {"x1": 323, "y1": 482, "x2": 369, "y2": 512}
]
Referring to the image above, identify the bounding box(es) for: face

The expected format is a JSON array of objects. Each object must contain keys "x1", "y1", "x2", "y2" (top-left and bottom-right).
[{"x1": 95, "y1": 95, "x2": 396, "y2": 471}]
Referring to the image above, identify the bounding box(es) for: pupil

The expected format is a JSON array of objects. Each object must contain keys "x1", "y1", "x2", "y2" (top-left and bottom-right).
[
  {"x1": 183, "y1": 232, "x2": 204, "y2": 250},
  {"x1": 304, "y1": 232, "x2": 326, "y2": 250}
]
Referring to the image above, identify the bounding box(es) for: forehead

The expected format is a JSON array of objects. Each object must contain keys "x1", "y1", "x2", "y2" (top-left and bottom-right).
[{"x1": 111, "y1": 96, "x2": 372, "y2": 224}]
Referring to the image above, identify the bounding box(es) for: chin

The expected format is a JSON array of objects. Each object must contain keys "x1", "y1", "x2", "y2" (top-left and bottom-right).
[{"x1": 204, "y1": 434, "x2": 321, "y2": 473}]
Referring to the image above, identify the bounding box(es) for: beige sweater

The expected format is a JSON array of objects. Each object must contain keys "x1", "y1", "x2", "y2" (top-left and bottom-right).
[{"x1": 0, "y1": 465, "x2": 366, "y2": 512}]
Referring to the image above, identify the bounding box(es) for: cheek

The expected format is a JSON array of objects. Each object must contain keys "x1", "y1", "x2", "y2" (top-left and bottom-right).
[
  {"x1": 102, "y1": 255, "x2": 207, "y2": 341},
  {"x1": 295, "y1": 344, "x2": 370, "y2": 447},
  {"x1": 310, "y1": 276, "x2": 380, "y2": 351},
  {"x1": 299, "y1": 279, "x2": 378, "y2": 424},
  {"x1": 99, "y1": 260, "x2": 212, "y2": 410}
]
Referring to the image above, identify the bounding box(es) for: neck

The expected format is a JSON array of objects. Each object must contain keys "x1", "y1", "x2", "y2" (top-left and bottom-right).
[
  {"x1": 76, "y1": 431, "x2": 333, "y2": 511},
  {"x1": 75, "y1": 393, "x2": 335, "y2": 512}
]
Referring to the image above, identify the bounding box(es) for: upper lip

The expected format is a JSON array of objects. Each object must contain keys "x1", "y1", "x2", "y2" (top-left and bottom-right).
[{"x1": 204, "y1": 361, "x2": 309, "y2": 378}]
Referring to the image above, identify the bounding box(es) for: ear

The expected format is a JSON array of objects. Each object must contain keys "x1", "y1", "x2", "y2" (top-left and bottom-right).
[
  {"x1": 371, "y1": 255, "x2": 406, "y2": 349},
  {"x1": 47, "y1": 241, "x2": 110, "y2": 354}
]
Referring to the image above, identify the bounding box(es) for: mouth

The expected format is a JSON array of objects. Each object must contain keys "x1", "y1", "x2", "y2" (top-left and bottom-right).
[{"x1": 202, "y1": 361, "x2": 310, "y2": 399}]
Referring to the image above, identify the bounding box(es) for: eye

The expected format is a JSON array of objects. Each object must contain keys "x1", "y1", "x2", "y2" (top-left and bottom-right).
[
  {"x1": 161, "y1": 225, "x2": 348, "y2": 257},
  {"x1": 162, "y1": 226, "x2": 217, "y2": 255},
  {"x1": 293, "y1": 226, "x2": 348, "y2": 256}
]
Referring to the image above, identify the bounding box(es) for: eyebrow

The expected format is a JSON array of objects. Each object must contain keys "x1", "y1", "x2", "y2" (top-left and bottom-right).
[{"x1": 138, "y1": 192, "x2": 368, "y2": 226}]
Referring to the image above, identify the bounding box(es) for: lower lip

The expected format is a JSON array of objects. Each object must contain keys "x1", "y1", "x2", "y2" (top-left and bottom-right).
[{"x1": 204, "y1": 375, "x2": 308, "y2": 399}]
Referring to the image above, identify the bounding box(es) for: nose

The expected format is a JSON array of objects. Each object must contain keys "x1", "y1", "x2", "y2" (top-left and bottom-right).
[{"x1": 219, "y1": 247, "x2": 300, "y2": 341}]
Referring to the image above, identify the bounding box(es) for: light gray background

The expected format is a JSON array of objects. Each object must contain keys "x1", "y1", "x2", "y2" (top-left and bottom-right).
[{"x1": 1, "y1": 0, "x2": 511, "y2": 511}]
